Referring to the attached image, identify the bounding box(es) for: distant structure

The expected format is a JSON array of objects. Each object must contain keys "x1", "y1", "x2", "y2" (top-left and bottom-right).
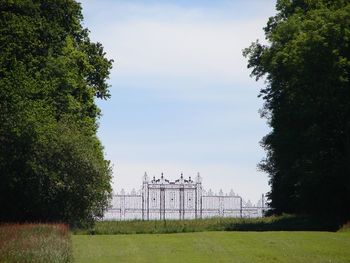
[{"x1": 104, "y1": 173, "x2": 266, "y2": 220}]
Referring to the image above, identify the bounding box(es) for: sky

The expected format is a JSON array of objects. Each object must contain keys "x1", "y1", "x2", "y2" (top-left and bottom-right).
[{"x1": 79, "y1": 0, "x2": 277, "y2": 203}]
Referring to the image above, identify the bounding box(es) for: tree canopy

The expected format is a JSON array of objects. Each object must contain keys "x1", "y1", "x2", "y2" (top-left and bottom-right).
[
  {"x1": 244, "y1": 0, "x2": 350, "y2": 220},
  {"x1": 0, "y1": 0, "x2": 113, "y2": 226}
]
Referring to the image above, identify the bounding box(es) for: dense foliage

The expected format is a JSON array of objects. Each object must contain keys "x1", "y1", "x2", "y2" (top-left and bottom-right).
[
  {"x1": 244, "y1": 0, "x2": 350, "y2": 219},
  {"x1": 0, "y1": 0, "x2": 113, "y2": 226}
]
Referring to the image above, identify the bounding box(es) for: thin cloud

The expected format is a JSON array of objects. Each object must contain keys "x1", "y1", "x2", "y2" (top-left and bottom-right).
[
  {"x1": 82, "y1": 1, "x2": 273, "y2": 86},
  {"x1": 80, "y1": 0, "x2": 276, "y2": 201}
]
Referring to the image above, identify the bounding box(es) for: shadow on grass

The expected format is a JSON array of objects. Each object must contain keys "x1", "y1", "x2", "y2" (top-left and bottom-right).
[{"x1": 224, "y1": 215, "x2": 341, "y2": 232}]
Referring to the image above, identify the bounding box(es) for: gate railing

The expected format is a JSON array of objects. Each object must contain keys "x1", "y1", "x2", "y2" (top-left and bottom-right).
[{"x1": 104, "y1": 173, "x2": 266, "y2": 220}]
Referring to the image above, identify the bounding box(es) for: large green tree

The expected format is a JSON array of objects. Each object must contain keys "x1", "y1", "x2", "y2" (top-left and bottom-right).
[
  {"x1": 0, "y1": 0, "x2": 113, "y2": 226},
  {"x1": 244, "y1": 0, "x2": 350, "y2": 219}
]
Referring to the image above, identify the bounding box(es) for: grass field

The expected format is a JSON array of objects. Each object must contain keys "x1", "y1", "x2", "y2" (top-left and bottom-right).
[
  {"x1": 0, "y1": 223, "x2": 72, "y2": 263},
  {"x1": 73, "y1": 231, "x2": 350, "y2": 263}
]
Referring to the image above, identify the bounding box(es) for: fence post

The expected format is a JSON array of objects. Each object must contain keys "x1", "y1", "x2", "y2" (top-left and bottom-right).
[
  {"x1": 240, "y1": 197, "x2": 243, "y2": 218},
  {"x1": 179, "y1": 186, "x2": 184, "y2": 220},
  {"x1": 160, "y1": 187, "x2": 165, "y2": 220}
]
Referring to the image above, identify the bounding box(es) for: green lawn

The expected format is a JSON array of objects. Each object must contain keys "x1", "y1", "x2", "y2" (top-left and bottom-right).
[{"x1": 73, "y1": 231, "x2": 350, "y2": 263}]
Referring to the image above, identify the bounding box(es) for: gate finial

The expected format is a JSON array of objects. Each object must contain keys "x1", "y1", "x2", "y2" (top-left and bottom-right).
[
  {"x1": 196, "y1": 172, "x2": 202, "y2": 183},
  {"x1": 143, "y1": 172, "x2": 149, "y2": 182}
]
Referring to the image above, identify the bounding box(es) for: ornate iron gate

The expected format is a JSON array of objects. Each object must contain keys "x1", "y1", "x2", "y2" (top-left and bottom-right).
[
  {"x1": 103, "y1": 173, "x2": 265, "y2": 220},
  {"x1": 143, "y1": 173, "x2": 202, "y2": 220}
]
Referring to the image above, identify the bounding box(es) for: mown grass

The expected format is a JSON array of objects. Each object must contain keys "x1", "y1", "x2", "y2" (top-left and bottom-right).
[
  {"x1": 0, "y1": 223, "x2": 72, "y2": 263},
  {"x1": 75, "y1": 214, "x2": 341, "y2": 235},
  {"x1": 73, "y1": 231, "x2": 350, "y2": 263}
]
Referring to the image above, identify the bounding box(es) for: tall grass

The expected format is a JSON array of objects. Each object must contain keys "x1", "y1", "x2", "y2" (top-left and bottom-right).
[
  {"x1": 0, "y1": 223, "x2": 72, "y2": 263},
  {"x1": 75, "y1": 214, "x2": 341, "y2": 235},
  {"x1": 339, "y1": 221, "x2": 350, "y2": 232}
]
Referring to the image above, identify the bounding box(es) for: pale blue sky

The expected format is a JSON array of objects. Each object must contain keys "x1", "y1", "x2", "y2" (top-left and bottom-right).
[{"x1": 79, "y1": 0, "x2": 276, "y2": 202}]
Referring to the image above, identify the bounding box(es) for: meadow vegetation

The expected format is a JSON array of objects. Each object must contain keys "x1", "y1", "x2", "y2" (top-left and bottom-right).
[
  {"x1": 0, "y1": 218, "x2": 348, "y2": 262},
  {"x1": 75, "y1": 214, "x2": 341, "y2": 235},
  {"x1": 0, "y1": 224, "x2": 72, "y2": 263}
]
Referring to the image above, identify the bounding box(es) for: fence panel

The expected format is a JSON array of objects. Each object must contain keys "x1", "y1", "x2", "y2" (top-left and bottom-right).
[{"x1": 104, "y1": 174, "x2": 265, "y2": 220}]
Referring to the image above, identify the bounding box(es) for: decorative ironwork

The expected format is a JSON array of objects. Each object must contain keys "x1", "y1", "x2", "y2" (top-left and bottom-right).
[{"x1": 104, "y1": 173, "x2": 266, "y2": 220}]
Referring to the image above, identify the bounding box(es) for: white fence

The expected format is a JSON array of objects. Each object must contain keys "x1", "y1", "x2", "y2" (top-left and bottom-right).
[{"x1": 104, "y1": 173, "x2": 266, "y2": 220}]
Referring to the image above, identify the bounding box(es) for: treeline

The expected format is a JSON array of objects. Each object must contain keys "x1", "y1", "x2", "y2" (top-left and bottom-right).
[
  {"x1": 0, "y1": 0, "x2": 113, "y2": 227},
  {"x1": 244, "y1": 0, "x2": 350, "y2": 220}
]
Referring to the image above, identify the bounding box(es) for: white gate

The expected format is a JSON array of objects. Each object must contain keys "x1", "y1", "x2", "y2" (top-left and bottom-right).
[{"x1": 104, "y1": 173, "x2": 265, "y2": 220}]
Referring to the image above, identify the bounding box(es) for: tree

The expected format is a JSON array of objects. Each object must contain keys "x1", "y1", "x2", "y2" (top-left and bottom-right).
[
  {"x1": 0, "y1": 0, "x2": 113, "y2": 227},
  {"x1": 244, "y1": 0, "x2": 350, "y2": 220}
]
